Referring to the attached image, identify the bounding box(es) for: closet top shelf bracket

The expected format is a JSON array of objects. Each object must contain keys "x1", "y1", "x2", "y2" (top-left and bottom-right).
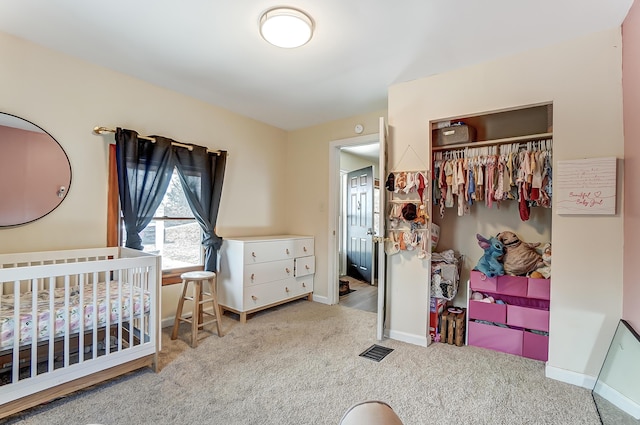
[{"x1": 431, "y1": 132, "x2": 552, "y2": 152}]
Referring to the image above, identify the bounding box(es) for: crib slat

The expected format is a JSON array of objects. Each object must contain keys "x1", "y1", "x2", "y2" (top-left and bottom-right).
[
  {"x1": 30, "y1": 279, "x2": 38, "y2": 379},
  {"x1": 48, "y1": 277, "x2": 55, "y2": 373},
  {"x1": 12, "y1": 280, "x2": 20, "y2": 384},
  {"x1": 78, "y1": 273, "x2": 85, "y2": 364},
  {"x1": 117, "y1": 268, "x2": 123, "y2": 352},
  {"x1": 63, "y1": 275, "x2": 70, "y2": 368},
  {"x1": 92, "y1": 271, "x2": 98, "y2": 360}
]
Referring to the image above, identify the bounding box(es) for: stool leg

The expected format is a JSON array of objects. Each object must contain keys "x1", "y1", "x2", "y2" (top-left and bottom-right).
[
  {"x1": 198, "y1": 282, "x2": 205, "y2": 328},
  {"x1": 171, "y1": 279, "x2": 189, "y2": 340},
  {"x1": 209, "y1": 277, "x2": 224, "y2": 337},
  {"x1": 191, "y1": 281, "x2": 201, "y2": 347}
]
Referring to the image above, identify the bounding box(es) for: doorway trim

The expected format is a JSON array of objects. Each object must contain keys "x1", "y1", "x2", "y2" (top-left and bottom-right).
[{"x1": 327, "y1": 132, "x2": 379, "y2": 305}]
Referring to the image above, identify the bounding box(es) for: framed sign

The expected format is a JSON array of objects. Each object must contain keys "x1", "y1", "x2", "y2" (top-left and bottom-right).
[{"x1": 555, "y1": 157, "x2": 617, "y2": 215}]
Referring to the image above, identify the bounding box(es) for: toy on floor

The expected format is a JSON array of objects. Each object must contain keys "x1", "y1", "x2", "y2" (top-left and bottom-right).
[
  {"x1": 496, "y1": 231, "x2": 544, "y2": 276},
  {"x1": 530, "y1": 242, "x2": 551, "y2": 279},
  {"x1": 473, "y1": 233, "x2": 505, "y2": 277}
]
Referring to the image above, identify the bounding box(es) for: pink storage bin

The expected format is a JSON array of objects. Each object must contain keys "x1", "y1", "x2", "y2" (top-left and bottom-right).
[
  {"x1": 468, "y1": 321, "x2": 523, "y2": 356},
  {"x1": 523, "y1": 331, "x2": 549, "y2": 361},
  {"x1": 470, "y1": 270, "x2": 497, "y2": 292},
  {"x1": 527, "y1": 278, "x2": 551, "y2": 300},
  {"x1": 506, "y1": 305, "x2": 549, "y2": 332},
  {"x1": 496, "y1": 275, "x2": 528, "y2": 297},
  {"x1": 468, "y1": 300, "x2": 507, "y2": 324}
]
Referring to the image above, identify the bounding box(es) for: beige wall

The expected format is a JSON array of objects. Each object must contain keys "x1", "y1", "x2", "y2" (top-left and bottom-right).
[
  {"x1": 0, "y1": 32, "x2": 288, "y2": 323},
  {"x1": 389, "y1": 28, "x2": 625, "y2": 377},
  {"x1": 623, "y1": 0, "x2": 640, "y2": 333},
  {"x1": 286, "y1": 111, "x2": 386, "y2": 301},
  {"x1": 340, "y1": 151, "x2": 377, "y2": 177}
]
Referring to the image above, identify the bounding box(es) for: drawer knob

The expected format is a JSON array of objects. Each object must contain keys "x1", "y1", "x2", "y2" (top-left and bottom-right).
[
  {"x1": 302, "y1": 282, "x2": 306, "y2": 288},
  {"x1": 303, "y1": 246, "x2": 307, "y2": 252},
  {"x1": 285, "y1": 287, "x2": 290, "y2": 292},
  {"x1": 251, "y1": 273, "x2": 255, "y2": 281},
  {"x1": 252, "y1": 252, "x2": 256, "y2": 258},
  {"x1": 251, "y1": 295, "x2": 257, "y2": 300},
  {"x1": 305, "y1": 265, "x2": 310, "y2": 270},
  {"x1": 285, "y1": 268, "x2": 291, "y2": 274},
  {"x1": 286, "y1": 248, "x2": 290, "y2": 255}
]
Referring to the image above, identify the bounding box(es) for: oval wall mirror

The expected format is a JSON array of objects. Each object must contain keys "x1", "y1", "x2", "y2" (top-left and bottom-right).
[{"x1": 0, "y1": 113, "x2": 72, "y2": 227}]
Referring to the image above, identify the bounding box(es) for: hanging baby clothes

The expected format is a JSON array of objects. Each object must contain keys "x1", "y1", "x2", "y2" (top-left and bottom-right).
[{"x1": 431, "y1": 138, "x2": 552, "y2": 221}]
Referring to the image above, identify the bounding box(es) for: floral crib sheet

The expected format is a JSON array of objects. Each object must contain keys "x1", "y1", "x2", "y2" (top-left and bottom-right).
[{"x1": 0, "y1": 281, "x2": 150, "y2": 349}]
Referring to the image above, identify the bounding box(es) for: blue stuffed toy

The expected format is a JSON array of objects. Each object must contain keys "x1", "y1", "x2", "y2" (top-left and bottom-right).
[{"x1": 474, "y1": 233, "x2": 505, "y2": 278}]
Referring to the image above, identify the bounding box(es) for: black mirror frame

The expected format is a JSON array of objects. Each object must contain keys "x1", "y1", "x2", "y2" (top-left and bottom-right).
[{"x1": 0, "y1": 112, "x2": 72, "y2": 228}]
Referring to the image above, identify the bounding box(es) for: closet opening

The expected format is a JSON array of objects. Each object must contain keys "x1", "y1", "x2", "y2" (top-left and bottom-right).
[{"x1": 429, "y1": 102, "x2": 553, "y2": 361}]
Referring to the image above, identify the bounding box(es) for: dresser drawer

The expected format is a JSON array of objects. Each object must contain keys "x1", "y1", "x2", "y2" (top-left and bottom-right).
[
  {"x1": 295, "y1": 275, "x2": 314, "y2": 293},
  {"x1": 527, "y1": 278, "x2": 551, "y2": 300},
  {"x1": 468, "y1": 300, "x2": 506, "y2": 324},
  {"x1": 468, "y1": 321, "x2": 523, "y2": 356},
  {"x1": 295, "y1": 255, "x2": 315, "y2": 277},
  {"x1": 506, "y1": 305, "x2": 549, "y2": 332},
  {"x1": 470, "y1": 270, "x2": 497, "y2": 292},
  {"x1": 243, "y1": 278, "x2": 310, "y2": 310},
  {"x1": 523, "y1": 331, "x2": 549, "y2": 361},
  {"x1": 243, "y1": 240, "x2": 295, "y2": 264},
  {"x1": 244, "y1": 259, "x2": 294, "y2": 286},
  {"x1": 294, "y1": 238, "x2": 314, "y2": 257}
]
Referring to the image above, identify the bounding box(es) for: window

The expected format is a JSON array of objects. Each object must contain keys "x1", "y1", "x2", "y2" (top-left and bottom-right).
[{"x1": 120, "y1": 170, "x2": 204, "y2": 271}]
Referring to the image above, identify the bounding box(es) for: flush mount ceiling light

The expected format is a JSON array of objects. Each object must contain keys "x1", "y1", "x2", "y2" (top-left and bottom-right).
[{"x1": 259, "y1": 7, "x2": 314, "y2": 48}]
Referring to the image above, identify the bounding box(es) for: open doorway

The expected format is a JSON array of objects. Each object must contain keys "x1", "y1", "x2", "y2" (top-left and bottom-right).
[{"x1": 337, "y1": 142, "x2": 380, "y2": 313}]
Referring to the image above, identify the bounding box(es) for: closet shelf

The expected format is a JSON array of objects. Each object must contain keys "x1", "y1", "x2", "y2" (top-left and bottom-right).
[
  {"x1": 432, "y1": 132, "x2": 552, "y2": 152},
  {"x1": 388, "y1": 199, "x2": 426, "y2": 204}
]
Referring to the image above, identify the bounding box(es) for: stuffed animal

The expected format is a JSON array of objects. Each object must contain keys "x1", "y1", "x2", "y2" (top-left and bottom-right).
[
  {"x1": 530, "y1": 242, "x2": 551, "y2": 279},
  {"x1": 496, "y1": 231, "x2": 544, "y2": 276},
  {"x1": 474, "y1": 233, "x2": 505, "y2": 278}
]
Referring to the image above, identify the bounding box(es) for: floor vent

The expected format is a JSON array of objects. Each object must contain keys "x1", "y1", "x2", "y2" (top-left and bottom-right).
[{"x1": 359, "y1": 344, "x2": 394, "y2": 362}]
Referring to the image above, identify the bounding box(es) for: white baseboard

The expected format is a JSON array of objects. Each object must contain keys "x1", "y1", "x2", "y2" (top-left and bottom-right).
[
  {"x1": 387, "y1": 329, "x2": 428, "y2": 347},
  {"x1": 312, "y1": 294, "x2": 331, "y2": 305},
  {"x1": 593, "y1": 381, "x2": 640, "y2": 419},
  {"x1": 545, "y1": 364, "x2": 597, "y2": 389},
  {"x1": 161, "y1": 317, "x2": 175, "y2": 329}
]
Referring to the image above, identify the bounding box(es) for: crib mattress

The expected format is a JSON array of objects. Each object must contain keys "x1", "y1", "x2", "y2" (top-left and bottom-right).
[{"x1": 0, "y1": 281, "x2": 151, "y2": 349}]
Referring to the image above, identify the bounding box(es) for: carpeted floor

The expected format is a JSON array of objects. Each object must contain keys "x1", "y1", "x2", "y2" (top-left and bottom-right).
[{"x1": 2, "y1": 300, "x2": 602, "y2": 425}]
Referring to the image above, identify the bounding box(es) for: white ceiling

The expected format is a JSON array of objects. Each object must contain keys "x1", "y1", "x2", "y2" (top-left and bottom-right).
[{"x1": 0, "y1": 1, "x2": 634, "y2": 131}]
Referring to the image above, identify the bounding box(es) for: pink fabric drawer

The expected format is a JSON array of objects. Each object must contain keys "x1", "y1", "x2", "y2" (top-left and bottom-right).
[
  {"x1": 468, "y1": 321, "x2": 523, "y2": 356},
  {"x1": 527, "y1": 278, "x2": 551, "y2": 300},
  {"x1": 523, "y1": 331, "x2": 549, "y2": 361},
  {"x1": 496, "y1": 275, "x2": 528, "y2": 297},
  {"x1": 470, "y1": 270, "x2": 497, "y2": 292},
  {"x1": 506, "y1": 305, "x2": 549, "y2": 332},
  {"x1": 468, "y1": 300, "x2": 507, "y2": 324}
]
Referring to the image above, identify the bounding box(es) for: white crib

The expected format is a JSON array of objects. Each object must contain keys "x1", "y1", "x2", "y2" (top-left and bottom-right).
[{"x1": 0, "y1": 247, "x2": 160, "y2": 419}]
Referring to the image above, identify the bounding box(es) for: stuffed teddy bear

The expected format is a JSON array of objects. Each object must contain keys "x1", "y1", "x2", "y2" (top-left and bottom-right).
[
  {"x1": 496, "y1": 231, "x2": 544, "y2": 276},
  {"x1": 530, "y1": 242, "x2": 551, "y2": 279},
  {"x1": 474, "y1": 233, "x2": 505, "y2": 278}
]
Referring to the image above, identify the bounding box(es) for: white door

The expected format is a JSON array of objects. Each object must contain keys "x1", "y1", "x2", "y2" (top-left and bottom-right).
[{"x1": 376, "y1": 117, "x2": 388, "y2": 340}]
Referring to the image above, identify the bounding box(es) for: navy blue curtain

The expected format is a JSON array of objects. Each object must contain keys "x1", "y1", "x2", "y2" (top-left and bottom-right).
[
  {"x1": 173, "y1": 145, "x2": 227, "y2": 272},
  {"x1": 115, "y1": 128, "x2": 174, "y2": 250}
]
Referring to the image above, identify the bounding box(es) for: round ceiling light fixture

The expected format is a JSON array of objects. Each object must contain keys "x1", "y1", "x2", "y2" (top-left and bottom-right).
[{"x1": 259, "y1": 7, "x2": 314, "y2": 48}]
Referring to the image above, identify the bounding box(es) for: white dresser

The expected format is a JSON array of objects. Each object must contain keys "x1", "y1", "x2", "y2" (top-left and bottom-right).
[{"x1": 217, "y1": 235, "x2": 315, "y2": 323}]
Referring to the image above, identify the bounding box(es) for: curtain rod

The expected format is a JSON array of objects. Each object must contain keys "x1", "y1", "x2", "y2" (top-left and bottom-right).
[{"x1": 93, "y1": 126, "x2": 224, "y2": 156}]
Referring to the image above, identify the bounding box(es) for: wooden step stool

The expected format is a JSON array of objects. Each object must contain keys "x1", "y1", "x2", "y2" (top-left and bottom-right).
[
  {"x1": 171, "y1": 271, "x2": 224, "y2": 347},
  {"x1": 440, "y1": 308, "x2": 466, "y2": 347}
]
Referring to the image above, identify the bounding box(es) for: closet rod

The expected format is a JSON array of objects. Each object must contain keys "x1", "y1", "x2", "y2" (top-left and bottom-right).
[
  {"x1": 432, "y1": 132, "x2": 552, "y2": 152},
  {"x1": 93, "y1": 126, "x2": 223, "y2": 155}
]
